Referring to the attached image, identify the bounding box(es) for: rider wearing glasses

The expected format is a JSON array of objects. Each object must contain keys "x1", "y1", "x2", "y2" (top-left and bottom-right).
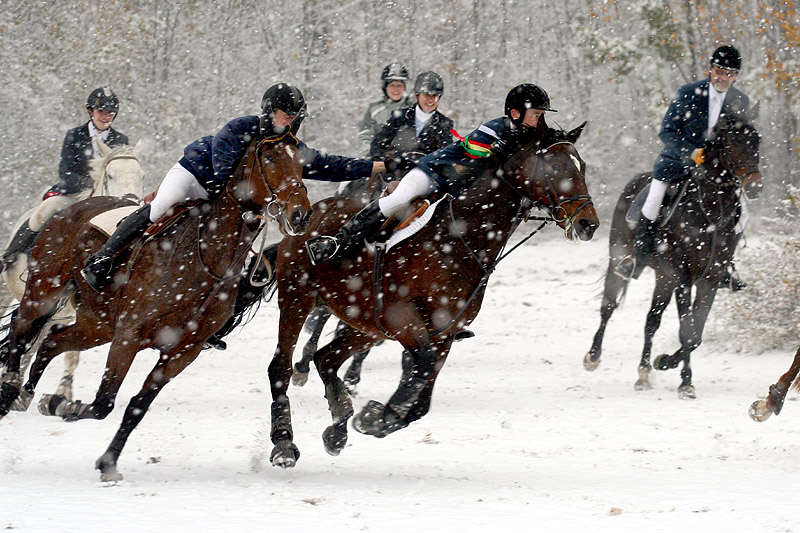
[{"x1": 621, "y1": 45, "x2": 751, "y2": 287}]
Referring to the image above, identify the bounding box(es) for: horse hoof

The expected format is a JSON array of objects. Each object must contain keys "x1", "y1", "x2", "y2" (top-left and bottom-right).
[
  {"x1": 291, "y1": 369, "x2": 309, "y2": 388},
  {"x1": 678, "y1": 385, "x2": 696, "y2": 400},
  {"x1": 634, "y1": 366, "x2": 652, "y2": 391},
  {"x1": 583, "y1": 352, "x2": 600, "y2": 371},
  {"x1": 749, "y1": 399, "x2": 773, "y2": 422},
  {"x1": 322, "y1": 424, "x2": 348, "y2": 456},
  {"x1": 653, "y1": 353, "x2": 675, "y2": 371},
  {"x1": 0, "y1": 379, "x2": 21, "y2": 417},
  {"x1": 270, "y1": 440, "x2": 300, "y2": 468},
  {"x1": 96, "y1": 452, "x2": 123, "y2": 483},
  {"x1": 38, "y1": 394, "x2": 69, "y2": 416},
  {"x1": 352, "y1": 400, "x2": 407, "y2": 438},
  {"x1": 10, "y1": 387, "x2": 33, "y2": 412}
]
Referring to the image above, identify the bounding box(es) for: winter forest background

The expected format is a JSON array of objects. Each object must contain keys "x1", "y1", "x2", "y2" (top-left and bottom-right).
[{"x1": 0, "y1": 0, "x2": 799, "y2": 350}]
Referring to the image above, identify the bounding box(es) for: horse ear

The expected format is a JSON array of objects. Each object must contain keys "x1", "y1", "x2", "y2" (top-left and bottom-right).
[
  {"x1": 96, "y1": 139, "x2": 112, "y2": 158},
  {"x1": 567, "y1": 121, "x2": 587, "y2": 143},
  {"x1": 133, "y1": 139, "x2": 144, "y2": 158}
]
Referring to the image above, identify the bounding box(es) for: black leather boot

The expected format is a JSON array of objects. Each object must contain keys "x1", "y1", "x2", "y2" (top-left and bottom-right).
[
  {"x1": 617, "y1": 215, "x2": 657, "y2": 280},
  {"x1": 81, "y1": 204, "x2": 152, "y2": 292},
  {"x1": 718, "y1": 264, "x2": 747, "y2": 292},
  {"x1": 305, "y1": 201, "x2": 386, "y2": 265},
  {"x1": 0, "y1": 221, "x2": 38, "y2": 274}
]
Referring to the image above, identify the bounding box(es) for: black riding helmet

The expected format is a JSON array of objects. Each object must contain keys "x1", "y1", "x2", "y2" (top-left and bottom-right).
[
  {"x1": 413, "y1": 71, "x2": 444, "y2": 96},
  {"x1": 504, "y1": 84, "x2": 556, "y2": 126},
  {"x1": 710, "y1": 45, "x2": 742, "y2": 71},
  {"x1": 260, "y1": 83, "x2": 307, "y2": 136},
  {"x1": 86, "y1": 87, "x2": 119, "y2": 114},
  {"x1": 381, "y1": 62, "x2": 409, "y2": 95}
]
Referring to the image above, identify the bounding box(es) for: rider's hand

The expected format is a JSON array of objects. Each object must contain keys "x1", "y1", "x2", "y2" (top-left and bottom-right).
[
  {"x1": 42, "y1": 190, "x2": 62, "y2": 200},
  {"x1": 691, "y1": 148, "x2": 705, "y2": 165}
]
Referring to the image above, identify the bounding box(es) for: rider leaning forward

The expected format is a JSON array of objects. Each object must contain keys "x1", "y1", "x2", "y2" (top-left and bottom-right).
[
  {"x1": 305, "y1": 83, "x2": 555, "y2": 265},
  {"x1": 81, "y1": 83, "x2": 385, "y2": 292},
  {"x1": 0, "y1": 87, "x2": 128, "y2": 273}
]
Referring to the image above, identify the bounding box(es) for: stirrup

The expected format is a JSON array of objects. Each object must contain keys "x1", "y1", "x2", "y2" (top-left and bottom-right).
[
  {"x1": 614, "y1": 255, "x2": 636, "y2": 280},
  {"x1": 306, "y1": 236, "x2": 340, "y2": 266}
]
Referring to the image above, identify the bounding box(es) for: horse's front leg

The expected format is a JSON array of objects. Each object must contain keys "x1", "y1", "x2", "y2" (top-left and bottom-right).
[
  {"x1": 750, "y1": 344, "x2": 800, "y2": 421},
  {"x1": 269, "y1": 290, "x2": 315, "y2": 468},
  {"x1": 313, "y1": 326, "x2": 377, "y2": 456},
  {"x1": 636, "y1": 276, "x2": 675, "y2": 391},
  {"x1": 354, "y1": 335, "x2": 453, "y2": 438}
]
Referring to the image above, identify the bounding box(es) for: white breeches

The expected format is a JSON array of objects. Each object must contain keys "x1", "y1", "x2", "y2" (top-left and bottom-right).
[
  {"x1": 377, "y1": 167, "x2": 438, "y2": 217},
  {"x1": 641, "y1": 179, "x2": 669, "y2": 221},
  {"x1": 149, "y1": 162, "x2": 209, "y2": 222},
  {"x1": 29, "y1": 195, "x2": 79, "y2": 231}
]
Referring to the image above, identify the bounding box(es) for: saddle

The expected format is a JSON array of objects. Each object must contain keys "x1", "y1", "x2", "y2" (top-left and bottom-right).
[{"x1": 88, "y1": 201, "x2": 202, "y2": 239}]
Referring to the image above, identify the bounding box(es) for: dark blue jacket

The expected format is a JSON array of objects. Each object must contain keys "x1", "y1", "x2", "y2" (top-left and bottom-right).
[
  {"x1": 178, "y1": 115, "x2": 373, "y2": 196},
  {"x1": 416, "y1": 116, "x2": 509, "y2": 192},
  {"x1": 49, "y1": 122, "x2": 128, "y2": 195},
  {"x1": 653, "y1": 79, "x2": 749, "y2": 182}
]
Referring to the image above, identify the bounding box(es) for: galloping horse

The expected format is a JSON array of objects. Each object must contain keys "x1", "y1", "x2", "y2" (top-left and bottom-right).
[
  {"x1": 584, "y1": 112, "x2": 762, "y2": 398},
  {"x1": 267, "y1": 123, "x2": 599, "y2": 467},
  {"x1": 0, "y1": 136, "x2": 310, "y2": 482},
  {"x1": 0, "y1": 140, "x2": 145, "y2": 411},
  {"x1": 749, "y1": 346, "x2": 800, "y2": 421}
]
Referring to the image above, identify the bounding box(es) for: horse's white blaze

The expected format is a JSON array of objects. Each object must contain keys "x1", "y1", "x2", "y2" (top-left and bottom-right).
[{"x1": 570, "y1": 154, "x2": 581, "y2": 172}]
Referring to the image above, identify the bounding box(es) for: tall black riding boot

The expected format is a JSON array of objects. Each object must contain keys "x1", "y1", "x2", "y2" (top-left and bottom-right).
[
  {"x1": 81, "y1": 204, "x2": 152, "y2": 292},
  {"x1": 0, "y1": 221, "x2": 39, "y2": 274},
  {"x1": 617, "y1": 215, "x2": 657, "y2": 280},
  {"x1": 305, "y1": 201, "x2": 387, "y2": 265}
]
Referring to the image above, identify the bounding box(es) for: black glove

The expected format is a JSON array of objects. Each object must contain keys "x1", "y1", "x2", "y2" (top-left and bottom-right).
[
  {"x1": 492, "y1": 125, "x2": 535, "y2": 162},
  {"x1": 384, "y1": 155, "x2": 416, "y2": 173}
]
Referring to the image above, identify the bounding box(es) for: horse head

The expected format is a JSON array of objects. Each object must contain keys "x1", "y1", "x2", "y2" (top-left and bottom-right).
[
  {"x1": 506, "y1": 122, "x2": 599, "y2": 241},
  {"x1": 705, "y1": 109, "x2": 762, "y2": 199},
  {"x1": 231, "y1": 136, "x2": 311, "y2": 236},
  {"x1": 91, "y1": 140, "x2": 146, "y2": 202}
]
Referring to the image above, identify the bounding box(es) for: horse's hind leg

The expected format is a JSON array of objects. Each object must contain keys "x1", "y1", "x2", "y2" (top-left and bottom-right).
[
  {"x1": 96, "y1": 344, "x2": 203, "y2": 482},
  {"x1": 313, "y1": 326, "x2": 379, "y2": 456},
  {"x1": 585, "y1": 259, "x2": 629, "y2": 371},
  {"x1": 292, "y1": 306, "x2": 330, "y2": 387},
  {"x1": 37, "y1": 350, "x2": 80, "y2": 416},
  {"x1": 750, "y1": 344, "x2": 800, "y2": 421}
]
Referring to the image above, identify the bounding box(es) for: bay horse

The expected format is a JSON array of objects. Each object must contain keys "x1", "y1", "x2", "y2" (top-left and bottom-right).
[
  {"x1": 267, "y1": 123, "x2": 599, "y2": 467},
  {"x1": 749, "y1": 346, "x2": 800, "y2": 421},
  {"x1": 0, "y1": 140, "x2": 145, "y2": 412},
  {"x1": 583, "y1": 111, "x2": 762, "y2": 398},
  {"x1": 0, "y1": 135, "x2": 310, "y2": 482}
]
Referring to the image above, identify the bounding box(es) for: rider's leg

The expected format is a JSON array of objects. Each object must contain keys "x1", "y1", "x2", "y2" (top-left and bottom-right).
[
  {"x1": 617, "y1": 178, "x2": 667, "y2": 279},
  {"x1": 305, "y1": 168, "x2": 438, "y2": 265},
  {"x1": 81, "y1": 162, "x2": 206, "y2": 292},
  {"x1": 1, "y1": 197, "x2": 76, "y2": 273}
]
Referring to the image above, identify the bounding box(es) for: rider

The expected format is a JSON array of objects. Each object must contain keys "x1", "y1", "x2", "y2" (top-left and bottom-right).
[
  {"x1": 305, "y1": 83, "x2": 554, "y2": 265},
  {"x1": 621, "y1": 45, "x2": 750, "y2": 285},
  {"x1": 0, "y1": 87, "x2": 128, "y2": 273},
  {"x1": 370, "y1": 71, "x2": 454, "y2": 182},
  {"x1": 81, "y1": 83, "x2": 385, "y2": 292},
  {"x1": 356, "y1": 62, "x2": 414, "y2": 157}
]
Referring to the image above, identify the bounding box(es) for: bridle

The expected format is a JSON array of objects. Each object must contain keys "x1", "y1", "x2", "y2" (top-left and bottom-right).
[
  {"x1": 497, "y1": 140, "x2": 594, "y2": 237},
  {"x1": 705, "y1": 122, "x2": 760, "y2": 189}
]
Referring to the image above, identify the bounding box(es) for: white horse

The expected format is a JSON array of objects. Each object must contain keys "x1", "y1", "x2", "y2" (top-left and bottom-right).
[{"x1": 0, "y1": 140, "x2": 145, "y2": 413}]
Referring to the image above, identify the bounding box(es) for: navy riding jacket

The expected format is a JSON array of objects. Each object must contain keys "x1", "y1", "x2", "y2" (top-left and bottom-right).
[
  {"x1": 178, "y1": 115, "x2": 373, "y2": 196},
  {"x1": 653, "y1": 79, "x2": 749, "y2": 183},
  {"x1": 49, "y1": 122, "x2": 129, "y2": 195}
]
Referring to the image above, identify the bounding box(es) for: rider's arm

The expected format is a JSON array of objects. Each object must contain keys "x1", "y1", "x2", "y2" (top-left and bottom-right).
[
  {"x1": 210, "y1": 116, "x2": 259, "y2": 184},
  {"x1": 297, "y1": 141, "x2": 374, "y2": 182},
  {"x1": 51, "y1": 127, "x2": 85, "y2": 195}
]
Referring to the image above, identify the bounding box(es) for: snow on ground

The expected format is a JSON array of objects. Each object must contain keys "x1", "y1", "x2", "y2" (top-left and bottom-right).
[{"x1": 1, "y1": 227, "x2": 799, "y2": 532}]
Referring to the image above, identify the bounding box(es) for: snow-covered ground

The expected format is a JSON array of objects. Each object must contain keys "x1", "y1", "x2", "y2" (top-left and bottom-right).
[{"x1": 1, "y1": 228, "x2": 798, "y2": 532}]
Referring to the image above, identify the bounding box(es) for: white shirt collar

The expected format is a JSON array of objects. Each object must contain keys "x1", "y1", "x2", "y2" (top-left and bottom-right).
[{"x1": 415, "y1": 105, "x2": 434, "y2": 136}]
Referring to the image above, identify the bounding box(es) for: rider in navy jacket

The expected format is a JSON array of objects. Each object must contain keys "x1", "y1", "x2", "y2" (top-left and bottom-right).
[
  {"x1": 50, "y1": 122, "x2": 128, "y2": 196},
  {"x1": 82, "y1": 83, "x2": 383, "y2": 293}
]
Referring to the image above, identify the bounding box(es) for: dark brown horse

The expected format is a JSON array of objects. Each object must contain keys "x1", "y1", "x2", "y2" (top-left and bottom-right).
[
  {"x1": 0, "y1": 136, "x2": 310, "y2": 481},
  {"x1": 584, "y1": 112, "x2": 762, "y2": 398},
  {"x1": 267, "y1": 123, "x2": 600, "y2": 467},
  {"x1": 750, "y1": 346, "x2": 800, "y2": 421}
]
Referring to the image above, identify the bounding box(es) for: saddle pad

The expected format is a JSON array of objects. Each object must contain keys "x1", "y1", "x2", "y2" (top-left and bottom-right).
[
  {"x1": 367, "y1": 196, "x2": 446, "y2": 254},
  {"x1": 88, "y1": 205, "x2": 140, "y2": 237}
]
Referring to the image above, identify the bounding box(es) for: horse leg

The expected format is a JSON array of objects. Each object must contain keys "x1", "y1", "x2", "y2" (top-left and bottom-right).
[
  {"x1": 585, "y1": 259, "x2": 629, "y2": 371},
  {"x1": 313, "y1": 326, "x2": 379, "y2": 456},
  {"x1": 37, "y1": 350, "x2": 80, "y2": 416},
  {"x1": 269, "y1": 290, "x2": 316, "y2": 468},
  {"x1": 750, "y1": 344, "x2": 800, "y2": 421},
  {"x1": 96, "y1": 344, "x2": 203, "y2": 482},
  {"x1": 343, "y1": 348, "x2": 370, "y2": 394},
  {"x1": 292, "y1": 306, "x2": 330, "y2": 387},
  {"x1": 672, "y1": 281, "x2": 718, "y2": 400},
  {"x1": 636, "y1": 277, "x2": 675, "y2": 391}
]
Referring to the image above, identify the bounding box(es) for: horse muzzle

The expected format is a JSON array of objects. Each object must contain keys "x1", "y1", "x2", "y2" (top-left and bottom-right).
[{"x1": 283, "y1": 206, "x2": 311, "y2": 236}]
